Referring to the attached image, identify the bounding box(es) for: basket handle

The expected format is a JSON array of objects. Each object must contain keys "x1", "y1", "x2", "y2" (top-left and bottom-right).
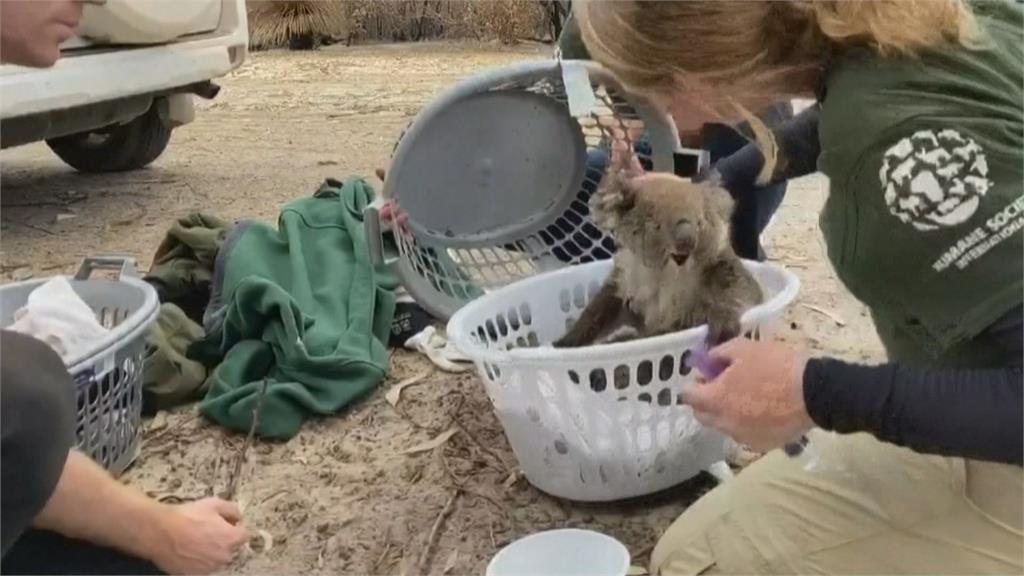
[
  {"x1": 363, "y1": 205, "x2": 386, "y2": 267},
  {"x1": 74, "y1": 256, "x2": 139, "y2": 281}
]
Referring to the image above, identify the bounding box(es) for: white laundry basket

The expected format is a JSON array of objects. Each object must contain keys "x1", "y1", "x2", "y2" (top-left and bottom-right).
[{"x1": 447, "y1": 259, "x2": 800, "y2": 502}]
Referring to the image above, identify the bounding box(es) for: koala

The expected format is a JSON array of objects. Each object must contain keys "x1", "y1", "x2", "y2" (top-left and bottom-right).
[{"x1": 553, "y1": 170, "x2": 763, "y2": 348}]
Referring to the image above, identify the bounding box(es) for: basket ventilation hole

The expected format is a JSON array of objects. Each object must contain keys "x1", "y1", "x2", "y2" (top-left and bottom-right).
[
  {"x1": 493, "y1": 365, "x2": 502, "y2": 378},
  {"x1": 508, "y1": 308, "x2": 521, "y2": 330},
  {"x1": 496, "y1": 315, "x2": 509, "y2": 337},
  {"x1": 559, "y1": 290, "x2": 572, "y2": 313},
  {"x1": 564, "y1": 317, "x2": 576, "y2": 332},
  {"x1": 659, "y1": 355, "x2": 674, "y2": 381},
  {"x1": 526, "y1": 332, "x2": 540, "y2": 347},
  {"x1": 657, "y1": 388, "x2": 673, "y2": 406},
  {"x1": 589, "y1": 369, "x2": 607, "y2": 392},
  {"x1": 638, "y1": 392, "x2": 652, "y2": 404},
  {"x1": 476, "y1": 326, "x2": 486, "y2": 343},
  {"x1": 744, "y1": 330, "x2": 754, "y2": 340},
  {"x1": 484, "y1": 364, "x2": 494, "y2": 380},
  {"x1": 637, "y1": 361, "x2": 653, "y2": 386},
  {"x1": 572, "y1": 285, "x2": 587, "y2": 309},
  {"x1": 680, "y1": 350, "x2": 693, "y2": 376},
  {"x1": 516, "y1": 336, "x2": 528, "y2": 348},
  {"x1": 568, "y1": 370, "x2": 580, "y2": 385},
  {"x1": 527, "y1": 407, "x2": 541, "y2": 423},
  {"x1": 599, "y1": 465, "x2": 609, "y2": 484},
  {"x1": 519, "y1": 303, "x2": 533, "y2": 325},
  {"x1": 485, "y1": 320, "x2": 498, "y2": 342},
  {"x1": 613, "y1": 365, "x2": 630, "y2": 390}
]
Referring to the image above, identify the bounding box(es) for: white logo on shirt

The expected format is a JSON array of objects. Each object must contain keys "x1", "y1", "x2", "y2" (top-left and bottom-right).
[{"x1": 879, "y1": 129, "x2": 992, "y2": 231}]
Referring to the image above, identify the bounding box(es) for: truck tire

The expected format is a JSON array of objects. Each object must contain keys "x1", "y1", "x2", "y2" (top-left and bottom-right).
[{"x1": 46, "y1": 104, "x2": 172, "y2": 173}]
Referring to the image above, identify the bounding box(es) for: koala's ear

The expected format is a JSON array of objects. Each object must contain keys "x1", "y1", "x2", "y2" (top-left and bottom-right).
[{"x1": 706, "y1": 185, "x2": 734, "y2": 221}]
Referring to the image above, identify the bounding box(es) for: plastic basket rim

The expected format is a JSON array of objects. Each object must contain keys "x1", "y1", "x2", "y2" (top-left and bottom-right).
[
  {"x1": 0, "y1": 274, "x2": 161, "y2": 372},
  {"x1": 446, "y1": 258, "x2": 801, "y2": 364}
]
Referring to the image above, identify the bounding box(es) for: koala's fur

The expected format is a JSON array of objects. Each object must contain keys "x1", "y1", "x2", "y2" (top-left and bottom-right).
[{"x1": 553, "y1": 170, "x2": 763, "y2": 347}]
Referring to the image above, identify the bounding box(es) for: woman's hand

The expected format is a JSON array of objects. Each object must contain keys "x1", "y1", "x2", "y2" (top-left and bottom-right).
[
  {"x1": 681, "y1": 338, "x2": 814, "y2": 452},
  {"x1": 147, "y1": 498, "x2": 250, "y2": 575}
]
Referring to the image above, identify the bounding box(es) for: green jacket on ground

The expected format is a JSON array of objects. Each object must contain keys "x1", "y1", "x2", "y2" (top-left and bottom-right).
[
  {"x1": 191, "y1": 178, "x2": 398, "y2": 439},
  {"x1": 144, "y1": 213, "x2": 232, "y2": 324}
]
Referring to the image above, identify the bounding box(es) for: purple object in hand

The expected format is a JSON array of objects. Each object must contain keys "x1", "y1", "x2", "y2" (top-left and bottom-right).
[
  {"x1": 688, "y1": 341, "x2": 807, "y2": 458},
  {"x1": 690, "y1": 343, "x2": 729, "y2": 379}
]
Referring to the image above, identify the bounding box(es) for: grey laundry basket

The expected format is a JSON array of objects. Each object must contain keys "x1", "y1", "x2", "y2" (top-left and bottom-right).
[
  {"x1": 366, "y1": 59, "x2": 706, "y2": 321},
  {"x1": 0, "y1": 256, "x2": 160, "y2": 476}
]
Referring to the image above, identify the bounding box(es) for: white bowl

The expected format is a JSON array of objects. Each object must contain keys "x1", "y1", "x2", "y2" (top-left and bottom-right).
[{"x1": 486, "y1": 529, "x2": 631, "y2": 576}]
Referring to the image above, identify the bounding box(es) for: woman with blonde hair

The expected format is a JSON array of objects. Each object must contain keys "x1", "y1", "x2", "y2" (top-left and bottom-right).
[{"x1": 576, "y1": 1, "x2": 1022, "y2": 574}]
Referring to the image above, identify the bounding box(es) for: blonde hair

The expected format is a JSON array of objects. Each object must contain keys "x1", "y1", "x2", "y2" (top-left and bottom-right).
[{"x1": 577, "y1": 0, "x2": 981, "y2": 183}]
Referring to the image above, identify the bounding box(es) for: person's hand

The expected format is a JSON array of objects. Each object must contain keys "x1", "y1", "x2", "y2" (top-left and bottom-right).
[
  {"x1": 374, "y1": 167, "x2": 408, "y2": 228},
  {"x1": 148, "y1": 498, "x2": 250, "y2": 575},
  {"x1": 681, "y1": 338, "x2": 814, "y2": 452}
]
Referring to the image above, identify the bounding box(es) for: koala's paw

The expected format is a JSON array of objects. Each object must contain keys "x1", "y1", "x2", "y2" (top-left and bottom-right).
[
  {"x1": 706, "y1": 309, "x2": 742, "y2": 346},
  {"x1": 599, "y1": 324, "x2": 642, "y2": 344}
]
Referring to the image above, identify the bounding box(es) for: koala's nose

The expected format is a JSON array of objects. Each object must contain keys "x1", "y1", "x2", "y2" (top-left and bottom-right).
[{"x1": 672, "y1": 220, "x2": 696, "y2": 252}]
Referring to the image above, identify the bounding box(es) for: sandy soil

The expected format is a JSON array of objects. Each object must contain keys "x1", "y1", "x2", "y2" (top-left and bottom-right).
[{"x1": 0, "y1": 42, "x2": 885, "y2": 575}]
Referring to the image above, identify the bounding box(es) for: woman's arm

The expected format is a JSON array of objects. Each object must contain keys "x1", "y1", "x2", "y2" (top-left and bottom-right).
[
  {"x1": 803, "y1": 306, "x2": 1023, "y2": 464},
  {"x1": 709, "y1": 105, "x2": 821, "y2": 189}
]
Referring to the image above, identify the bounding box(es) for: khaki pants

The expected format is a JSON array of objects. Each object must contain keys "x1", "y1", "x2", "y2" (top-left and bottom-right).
[{"x1": 651, "y1": 430, "x2": 1023, "y2": 575}]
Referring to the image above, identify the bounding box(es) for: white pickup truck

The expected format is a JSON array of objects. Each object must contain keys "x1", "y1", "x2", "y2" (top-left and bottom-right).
[{"x1": 0, "y1": 0, "x2": 248, "y2": 173}]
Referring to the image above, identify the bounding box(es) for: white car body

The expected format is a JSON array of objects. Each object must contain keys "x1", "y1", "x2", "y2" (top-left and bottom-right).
[{"x1": 1, "y1": 0, "x2": 248, "y2": 171}]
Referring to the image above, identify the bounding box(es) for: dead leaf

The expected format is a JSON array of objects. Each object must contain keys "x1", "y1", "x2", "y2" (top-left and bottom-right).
[
  {"x1": 442, "y1": 549, "x2": 459, "y2": 574},
  {"x1": 800, "y1": 303, "x2": 847, "y2": 327},
  {"x1": 627, "y1": 566, "x2": 648, "y2": 575},
  {"x1": 11, "y1": 268, "x2": 33, "y2": 281},
  {"x1": 402, "y1": 427, "x2": 458, "y2": 455},
  {"x1": 294, "y1": 455, "x2": 309, "y2": 465},
  {"x1": 502, "y1": 471, "x2": 520, "y2": 490},
  {"x1": 385, "y1": 370, "x2": 430, "y2": 408},
  {"x1": 148, "y1": 411, "x2": 169, "y2": 432}
]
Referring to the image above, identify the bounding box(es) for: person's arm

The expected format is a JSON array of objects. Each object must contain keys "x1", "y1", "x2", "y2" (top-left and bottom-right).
[
  {"x1": 33, "y1": 450, "x2": 251, "y2": 574},
  {"x1": 803, "y1": 306, "x2": 1023, "y2": 465},
  {"x1": 704, "y1": 105, "x2": 821, "y2": 189}
]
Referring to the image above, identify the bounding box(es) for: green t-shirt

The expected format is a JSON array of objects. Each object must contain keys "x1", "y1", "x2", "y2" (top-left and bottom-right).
[{"x1": 818, "y1": 0, "x2": 1023, "y2": 367}]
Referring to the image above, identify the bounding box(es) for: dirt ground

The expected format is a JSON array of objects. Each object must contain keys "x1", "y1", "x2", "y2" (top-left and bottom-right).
[{"x1": 0, "y1": 42, "x2": 885, "y2": 575}]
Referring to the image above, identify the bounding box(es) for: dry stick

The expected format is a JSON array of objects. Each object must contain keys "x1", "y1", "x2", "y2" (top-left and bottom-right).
[
  {"x1": 440, "y1": 450, "x2": 512, "y2": 527},
  {"x1": 417, "y1": 489, "x2": 461, "y2": 574},
  {"x1": 207, "y1": 453, "x2": 223, "y2": 497},
  {"x1": 800, "y1": 303, "x2": 847, "y2": 327},
  {"x1": 223, "y1": 378, "x2": 270, "y2": 501},
  {"x1": 372, "y1": 527, "x2": 394, "y2": 574},
  {"x1": 452, "y1": 417, "x2": 510, "y2": 472}
]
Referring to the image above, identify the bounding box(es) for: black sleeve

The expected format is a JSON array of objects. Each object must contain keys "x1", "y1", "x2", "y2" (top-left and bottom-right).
[
  {"x1": 1, "y1": 331, "x2": 77, "y2": 556},
  {"x1": 803, "y1": 306, "x2": 1024, "y2": 465},
  {"x1": 713, "y1": 105, "x2": 821, "y2": 189}
]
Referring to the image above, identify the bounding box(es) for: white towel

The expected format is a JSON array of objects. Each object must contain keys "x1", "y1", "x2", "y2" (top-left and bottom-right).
[
  {"x1": 8, "y1": 276, "x2": 109, "y2": 364},
  {"x1": 403, "y1": 325, "x2": 472, "y2": 373}
]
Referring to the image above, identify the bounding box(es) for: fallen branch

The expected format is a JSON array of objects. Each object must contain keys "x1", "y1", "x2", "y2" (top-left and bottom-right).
[
  {"x1": 223, "y1": 378, "x2": 270, "y2": 501},
  {"x1": 207, "y1": 454, "x2": 222, "y2": 497},
  {"x1": 372, "y1": 527, "x2": 393, "y2": 574},
  {"x1": 453, "y1": 417, "x2": 511, "y2": 473},
  {"x1": 800, "y1": 303, "x2": 847, "y2": 327},
  {"x1": 417, "y1": 489, "x2": 461, "y2": 574}
]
